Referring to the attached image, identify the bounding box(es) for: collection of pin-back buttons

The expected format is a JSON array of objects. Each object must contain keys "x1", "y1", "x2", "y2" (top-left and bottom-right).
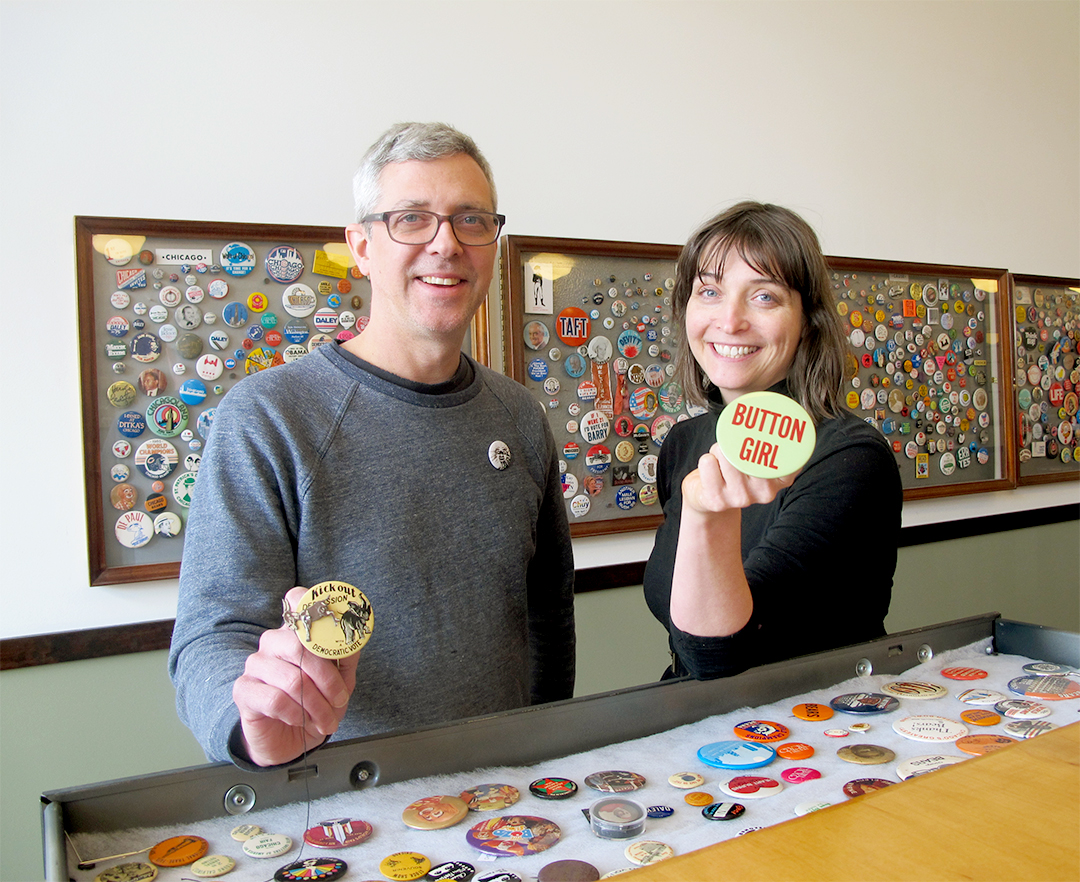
[
  {"x1": 1010, "y1": 282, "x2": 1080, "y2": 472},
  {"x1": 831, "y1": 267, "x2": 1018, "y2": 486},
  {"x1": 96, "y1": 235, "x2": 369, "y2": 557},
  {"x1": 85, "y1": 657, "x2": 1075, "y2": 881},
  {"x1": 523, "y1": 259, "x2": 690, "y2": 524}
]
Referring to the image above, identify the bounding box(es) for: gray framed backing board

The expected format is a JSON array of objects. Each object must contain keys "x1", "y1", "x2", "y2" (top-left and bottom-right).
[
  {"x1": 76, "y1": 217, "x2": 372, "y2": 586},
  {"x1": 1009, "y1": 273, "x2": 1080, "y2": 485},
  {"x1": 501, "y1": 236, "x2": 683, "y2": 537}
]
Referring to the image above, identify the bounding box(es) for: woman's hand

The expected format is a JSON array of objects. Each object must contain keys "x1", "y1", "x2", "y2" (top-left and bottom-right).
[{"x1": 681, "y1": 442, "x2": 798, "y2": 515}]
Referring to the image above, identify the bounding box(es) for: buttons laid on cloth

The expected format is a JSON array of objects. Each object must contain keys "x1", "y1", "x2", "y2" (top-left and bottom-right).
[
  {"x1": 529, "y1": 777, "x2": 578, "y2": 799},
  {"x1": 891, "y1": 715, "x2": 968, "y2": 742},
  {"x1": 830, "y1": 693, "x2": 900, "y2": 714}
]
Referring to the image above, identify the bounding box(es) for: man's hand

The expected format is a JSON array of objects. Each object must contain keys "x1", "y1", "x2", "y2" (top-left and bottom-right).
[{"x1": 232, "y1": 586, "x2": 360, "y2": 767}]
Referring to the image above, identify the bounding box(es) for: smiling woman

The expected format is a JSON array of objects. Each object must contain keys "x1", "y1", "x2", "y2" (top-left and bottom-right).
[{"x1": 642, "y1": 202, "x2": 903, "y2": 681}]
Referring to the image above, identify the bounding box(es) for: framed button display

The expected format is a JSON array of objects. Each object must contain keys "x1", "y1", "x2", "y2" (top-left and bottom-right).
[
  {"x1": 500, "y1": 235, "x2": 682, "y2": 537},
  {"x1": 77, "y1": 216, "x2": 491, "y2": 585},
  {"x1": 1008, "y1": 273, "x2": 1080, "y2": 485}
]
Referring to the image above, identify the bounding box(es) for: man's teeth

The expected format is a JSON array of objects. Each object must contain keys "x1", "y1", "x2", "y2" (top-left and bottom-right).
[
  {"x1": 713, "y1": 344, "x2": 758, "y2": 358},
  {"x1": 421, "y1": 276, "x2": 459, "y2": 286}
]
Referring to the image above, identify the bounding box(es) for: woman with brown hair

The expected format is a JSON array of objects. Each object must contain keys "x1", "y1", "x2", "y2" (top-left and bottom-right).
[{"x1": 643, "y1": 202, "x2": 902, "y2": 679}]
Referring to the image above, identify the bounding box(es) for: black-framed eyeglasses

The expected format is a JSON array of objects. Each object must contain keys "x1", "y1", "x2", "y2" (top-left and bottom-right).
[{"x1": 360, "y1": 210, "x2": 506, "y2": 246}]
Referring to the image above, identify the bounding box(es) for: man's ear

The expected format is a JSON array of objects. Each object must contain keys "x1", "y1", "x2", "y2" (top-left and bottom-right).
[{"x1": 344, "y1": 224, "x2": 371, "y2": 278}]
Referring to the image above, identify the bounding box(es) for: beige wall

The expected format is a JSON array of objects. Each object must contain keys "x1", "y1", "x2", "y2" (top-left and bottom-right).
[{"x1": 1, "y1": 2, "x2": 1077, "y2": 879}]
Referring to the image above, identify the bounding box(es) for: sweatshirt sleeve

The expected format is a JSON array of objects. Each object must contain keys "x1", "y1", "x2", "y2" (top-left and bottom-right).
[{"x1": 167, "y1": 378, "x2": 310, "y2": 764}]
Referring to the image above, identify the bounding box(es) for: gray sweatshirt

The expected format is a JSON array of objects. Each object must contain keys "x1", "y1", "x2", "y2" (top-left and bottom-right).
[{"x1": 169, "y1": 342, "x2": 575, "y2": 766}]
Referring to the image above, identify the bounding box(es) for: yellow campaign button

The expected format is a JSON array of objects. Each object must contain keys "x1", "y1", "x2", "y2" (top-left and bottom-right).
[
  {"x1": 284, "y1": 581, "x2": 374, "y2": 660},
  {"x1": 380, "y1": 852, "x2": 431, "y2": 881},
  {"x1": 715, "y1": 391, "x2": 816, "y2": 479},
  {"x1": 684, "y1": 791, "x2": 714, "y2": 806}
]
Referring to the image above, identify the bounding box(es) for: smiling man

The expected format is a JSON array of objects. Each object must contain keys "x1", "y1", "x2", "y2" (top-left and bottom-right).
[{"x1": 170, "y1": 123, "x2": 576, "y2": 769}]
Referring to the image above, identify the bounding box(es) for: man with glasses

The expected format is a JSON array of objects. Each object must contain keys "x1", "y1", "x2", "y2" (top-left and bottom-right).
[{"x1": 170, "y1": 123, "x2": 575, "y2": 768}]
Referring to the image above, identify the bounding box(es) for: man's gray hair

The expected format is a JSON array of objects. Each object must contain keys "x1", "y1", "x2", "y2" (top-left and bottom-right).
[{"x1": 352, "y1": 122, "x2": 497, "y2": 223}]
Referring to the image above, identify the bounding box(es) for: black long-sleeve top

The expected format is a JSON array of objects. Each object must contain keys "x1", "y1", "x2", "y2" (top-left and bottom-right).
[{"x1": 643, "y1": 385, "x2": 902, "y2": 679}]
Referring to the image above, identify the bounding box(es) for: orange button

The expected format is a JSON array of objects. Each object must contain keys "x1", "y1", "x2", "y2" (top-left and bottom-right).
[
  {"x1": 792, "y1": 703, "x2": 834, "y2": 722},
  {"x1": 960, "y1": 708, "x2": 1001, "y2": 727},
  {"x1": 148, "y1": 835, "x2": 208, "y2": 867},
  {"x1": 684, "y1": 791, "x2": 714, "y2": 806},
  {"x1": 777, "y1": 742, "x2": 815, "y2": 760}
]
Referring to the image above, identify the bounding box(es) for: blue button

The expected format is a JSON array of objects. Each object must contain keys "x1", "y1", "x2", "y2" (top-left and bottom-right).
[{"x1": 696, "y1": 740, "x2": 776, "y2": 770}]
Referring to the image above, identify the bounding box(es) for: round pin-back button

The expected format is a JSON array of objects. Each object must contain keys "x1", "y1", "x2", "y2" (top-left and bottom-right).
[
  {"x1": 837, "y1": 744, "x2": 895, "y2": 765},
  {"x1": 189, "y1": 854, "x2": 236, "y2": 878},
  {"x1": 265, "y1": 245, "x2": 304, "y2": 283},
  {"x1": 1022, "y1": 662, "x2": 1078, "y2": 677},
  {"x1": 585, "y1": 770, "x2": 646, "y2": 792},
  {"x1": 830, "y1": 693, "x2": 900, "y2": 714},
  {"x1": 488, "y1": 440, "x2": 512, "y2": 471},
  {"x1": 1004, "y1": 719, "x2": 1056, "y2": 739},
  {"x1": 243, "y1": 833, "x2": 292, "y2": 859},
  {"x1": 461, "y1": 783, "x2": 520, "y2": 812},
  {"x1": 776, "y1": 742, "x2": 814, "y2": 760},
  {"x1": 93, "y1": 863, "x2": 158, "y2": 882},
  {"x1": 720, "y1": 776, "x2": 783, "y2": 799},
  {"x1": 220, "y1": 242, "x2": 255, "y2": 276},
  {"x1": 994, "y1": 699, "x2": 1052, "y2": 719},
  {"x1": 379, "y1": 852, "x2": 431, "y2": 881},
  {"x1": 960, "y1": 708, "x2": 1001, "y2": 727},
  {"x1": 793, "y1": 801, "x2": 832, "y2": 816},
  {"x1": 683, "y1": 791, "x2": 714, "y2": 806},
  {"x1": 624, "y1": 841, "x2": 674, "y2": 866},
  {"x1": 733, "y1": 720, "x2": 790, "y2": 743},
  {"x1": 537, "y1": 860, "x2": 600, "y2": 882},
  {"x1": 791, "y1": 702, "x2": 833, "y2": 721},
  {"x1": 230, "y1": 824, "x2": 261, "y2": 841},
  {"x1": 285, "y1": 581, "x2": 373, "y2": 660},
  {"x1": 780, "y1": 766, "x2": 821, "y2": 784},
  {"x1": 880, "y1": 680, "x2": 948, "y2": 699},
  {"x1": 303, "y1": 818, "x2": 373, "y2": 848},
  {"x1": 466, "y1": 816, "x2": 561, "y2": 857},
  {"x1": 842, "y1": 778, "x2": 893, "y2": 797},
  {"x1": 696, "y1": 740, "x2": 777, "y2": 770},
  {"x1": 115, "y1": 510, "x2": 153, "y2": 548},
  {"x1": 958, "y1": 688, "x2": 1008, "y2": 705},
  {"x1": 1009, "y1": 675, "x2": 1080, "y2": 700},
  {"x1": 824, "y1": 728, "x2": 849, "y2": 738},
  {"x1": 668, "y1": 772, "x2": 704, "y2": 789},
  {"x1": 646, "y1": 805, "x2": 674, "y2": 818},
  {"x1": 149, "y1": 836, "x2": 208, "y2": 867},
  {"x1": 956, "y1": 734, "x2": 1017, "y2": 756},
  {"x1": 427, "y1": 861, "x2": 476, "y2": 881},
  {"x1": 475, "y1": 873, "x2": 524, "y2": 882},
  {"x1": 941, "y1": 666, "x2": 988, "y2": 680},
  {"x1": 715, "y1": 390, "x2": 816, "y2": 478},
  {"x1": 274, "y1": 858, "x2": 347, "y2": 882},
  {"x1": 892, "y1": 715, "x2": 968, "y2": 742},
  {"x1": 895, "y1": 754, "x2": 965, "y2": 781},
  {"x1": 402, "y1": 794, "x2": 469, "y2": 830}
]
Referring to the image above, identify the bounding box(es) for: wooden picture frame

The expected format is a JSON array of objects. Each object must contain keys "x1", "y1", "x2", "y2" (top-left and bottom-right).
[
  {"x1": 1008, "y1": 273, "x2": 1080, "y2": 485},
  {"x1": 77, "y1": 216, "x2": 491, "y2": 585}
]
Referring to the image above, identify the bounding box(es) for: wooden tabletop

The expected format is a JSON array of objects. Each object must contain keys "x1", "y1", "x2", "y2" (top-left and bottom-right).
[{"x1": 628, "y1": 721, "x2": 1079, "y2": 881}]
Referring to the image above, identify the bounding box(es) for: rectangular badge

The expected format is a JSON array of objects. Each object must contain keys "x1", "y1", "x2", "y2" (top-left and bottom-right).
[
  {"x1": 524, "y1": 262, "x2": 554, "y2": 315},
  {"x1": 156, "y1": 248, "x2": 214, "y2": 265},
  {"x1": 313, "y1": 250, "x2": 349, "y2": 278}
]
